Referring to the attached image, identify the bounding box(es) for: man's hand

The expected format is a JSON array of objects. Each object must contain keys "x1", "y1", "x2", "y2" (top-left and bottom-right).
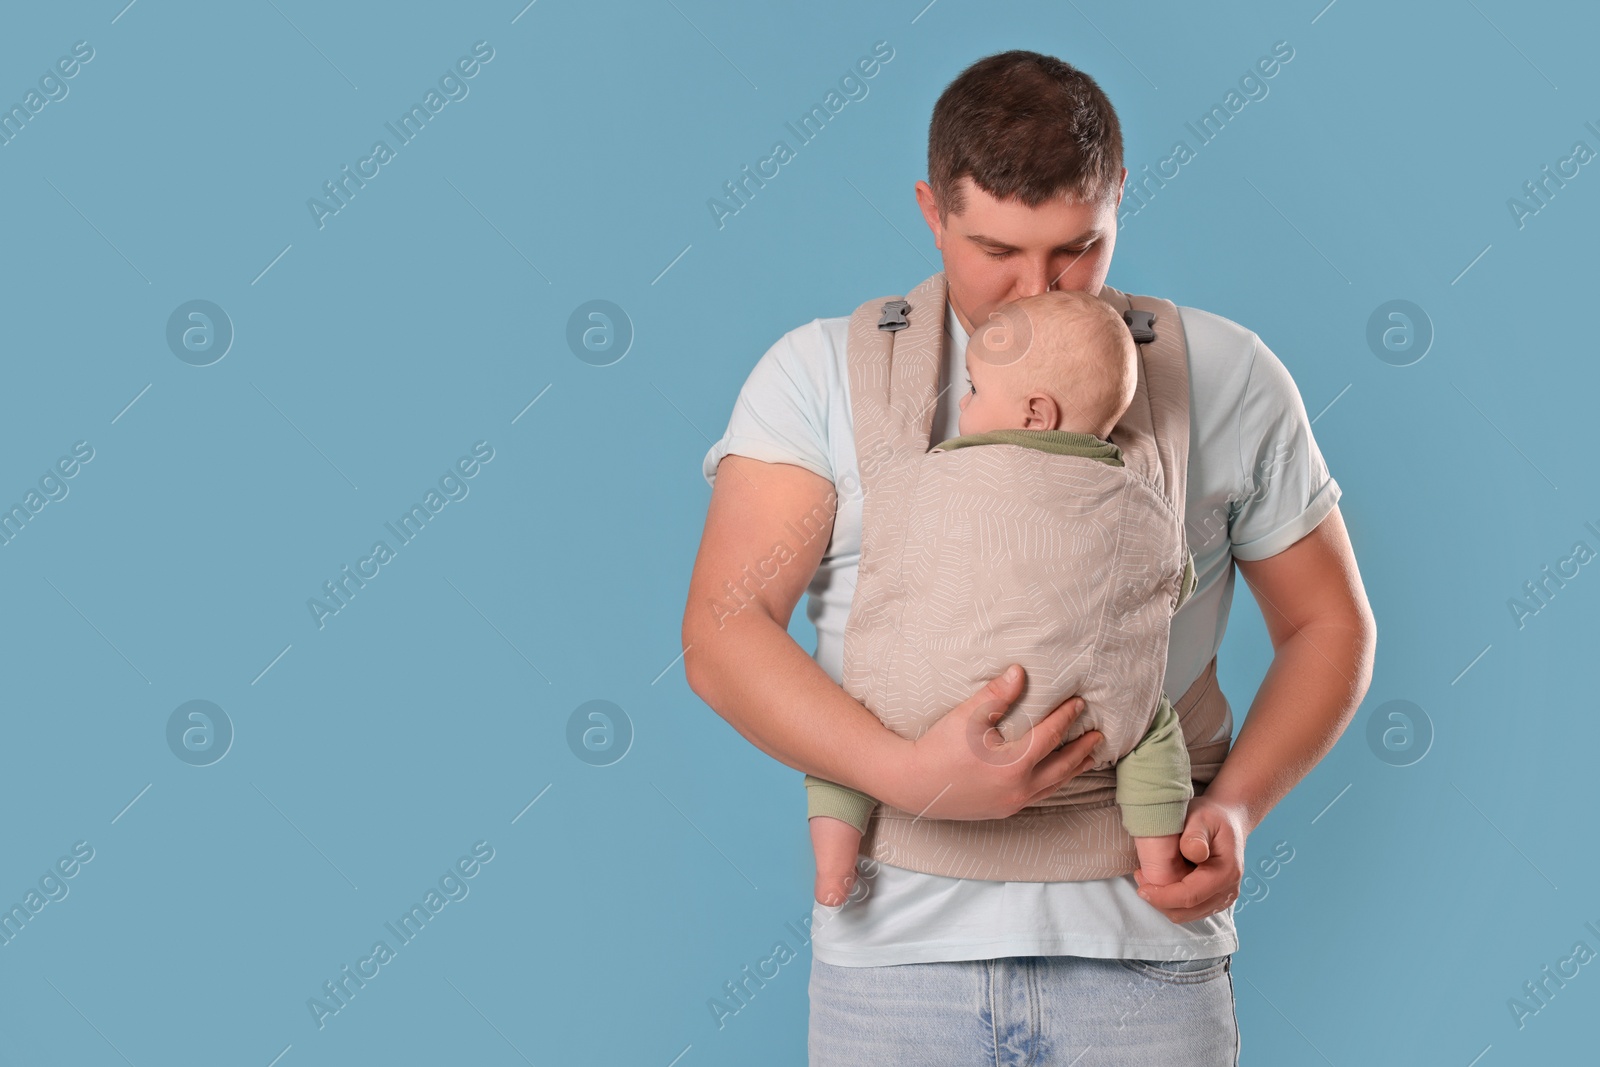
[
  {"x1": 1134, "y1": 508, "x2": 1376, "y2": 924},
  {"x1": 889, "y1": 663, "x2": 1104, "y2": 820},
  {"x1": 1132, "y1": 795, "x2": 1248, "y2": 923}
]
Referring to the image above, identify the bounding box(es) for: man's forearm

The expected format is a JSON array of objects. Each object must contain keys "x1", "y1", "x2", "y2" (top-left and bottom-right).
[
  {"x1": 1202, "y1": 615, "x2": 1375, "y2": 834},
  {"x1": 684, "y1": 610, "x2": 909, "y2": 806}
]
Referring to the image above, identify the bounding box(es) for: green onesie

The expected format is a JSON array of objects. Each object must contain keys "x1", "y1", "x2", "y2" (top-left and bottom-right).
[{"x1": 803, "y1": 427, "x2": 1198, "y2": 839}]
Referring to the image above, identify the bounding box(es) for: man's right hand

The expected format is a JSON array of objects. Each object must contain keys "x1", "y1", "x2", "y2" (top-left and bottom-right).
[{"x1": 888, "y1": 664, "x2": 1102, "y2": 820}]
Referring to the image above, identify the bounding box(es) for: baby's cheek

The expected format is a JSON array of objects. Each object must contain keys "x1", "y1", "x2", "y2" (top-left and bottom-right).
[{"x1": 959, "y1": 398, "x2": 983, "y2": 430}]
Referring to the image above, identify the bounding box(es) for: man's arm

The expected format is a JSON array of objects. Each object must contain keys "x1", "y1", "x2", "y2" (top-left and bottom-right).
[
  {"x1": 1136, "y1": 504, "x2": 1377, "y2": 921},
  {"x1": 682, "y1": 454, "x2": 1103, "y2": 819}
]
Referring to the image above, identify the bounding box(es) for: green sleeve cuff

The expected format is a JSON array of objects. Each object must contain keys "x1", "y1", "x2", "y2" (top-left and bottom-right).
[
  {"x1": 1174, "y1": 551, "x2": 1197, "y2": 612},
  {"x1": 1119, "y1": 798, "x2": 1190, "y2": 837},
  {"x1": 804, "y1": 774, "x2": 877, "y2": 833},
  {"x1": 1114, "y1": 694, "x2": 1193, "y2": 836}
]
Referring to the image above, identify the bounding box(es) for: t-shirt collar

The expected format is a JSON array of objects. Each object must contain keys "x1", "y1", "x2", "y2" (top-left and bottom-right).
[{"x1": 945, "y1": 298, "x2": 968, "y2": 349}]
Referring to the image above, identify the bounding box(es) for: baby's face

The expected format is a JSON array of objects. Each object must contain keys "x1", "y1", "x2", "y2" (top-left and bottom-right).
[
  {"x1": 957, "y1": 355, "x2": 1024, "y2": 436},
  {"x1": 959, "y1": 301, "x2": 1040, "y2": 435}
]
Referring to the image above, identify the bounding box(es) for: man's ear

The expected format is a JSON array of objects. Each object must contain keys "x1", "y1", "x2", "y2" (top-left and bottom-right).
[
  {"x1": 1023, "y1": 394, "x2": 1059, "y2": 431},
  {"x1": 914, "y1": 180, "x2": 944, "y2": 249}
]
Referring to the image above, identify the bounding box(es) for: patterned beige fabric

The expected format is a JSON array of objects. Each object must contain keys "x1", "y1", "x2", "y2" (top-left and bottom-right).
[{"x1": 845, "y1": 271, "x2": 1232, "y2": 881}]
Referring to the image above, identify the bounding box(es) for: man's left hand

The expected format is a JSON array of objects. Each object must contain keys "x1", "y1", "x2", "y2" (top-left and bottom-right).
[{"x1": 1132, "y1": 795, "x2": 1248, "y2": 923}]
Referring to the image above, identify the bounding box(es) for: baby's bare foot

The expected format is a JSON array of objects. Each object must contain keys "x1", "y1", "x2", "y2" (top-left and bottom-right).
[
  {"x1": 814, "y1": 869, "x2": 856, "y2": 908},
  {"x1": 1137, "y1": 854, "x2": 1190, "y2": 888},
  {"x1": 1133, "y1": 833, "x2": 1191, "y2": 888},
  {"x1": 810, "y1": 815, "x2": 864, "y2": 906}
]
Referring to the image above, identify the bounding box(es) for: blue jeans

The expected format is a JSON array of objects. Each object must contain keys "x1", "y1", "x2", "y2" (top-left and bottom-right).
[{"x1": 808, "y1": 953, "x2": 1239, "y2": 1066}]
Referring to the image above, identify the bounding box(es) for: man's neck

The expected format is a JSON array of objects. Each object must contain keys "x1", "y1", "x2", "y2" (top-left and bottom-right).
[{"x1": 949, "y1": 294, "x2": 975, "y2": 337}]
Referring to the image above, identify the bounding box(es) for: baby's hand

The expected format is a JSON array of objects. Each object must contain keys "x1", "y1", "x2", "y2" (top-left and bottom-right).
[
  {"x1": 809, "y1": 815, "x2": 865, "y2": 906},
  {"x1": 1133, "y1": 833, "x2": 1192, "y2": 889}
]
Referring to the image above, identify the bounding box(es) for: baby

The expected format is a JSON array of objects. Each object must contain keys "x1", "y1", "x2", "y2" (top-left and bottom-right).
[{"x1": 806, "y1": 288, "x2": 1195, "y2": 906}]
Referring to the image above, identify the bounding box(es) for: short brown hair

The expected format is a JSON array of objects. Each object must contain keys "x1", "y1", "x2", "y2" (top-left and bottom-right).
[{"x1": 927, "y1": 50, "x2": 1124, "y2": 218}]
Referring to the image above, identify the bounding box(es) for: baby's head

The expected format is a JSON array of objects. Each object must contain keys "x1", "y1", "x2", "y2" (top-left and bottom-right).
[{"x1": 958, "y1": 289, "x2": 1137, "y2": 440}]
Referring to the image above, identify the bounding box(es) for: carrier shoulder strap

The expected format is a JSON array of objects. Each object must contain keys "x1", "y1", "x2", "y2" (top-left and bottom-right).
[
  {"x1": 1096, "y1": 285, "x2": 1192, "y2": 527},
  {"x1": 845, "y1": 271, "x2": 951, "y2": 464}
]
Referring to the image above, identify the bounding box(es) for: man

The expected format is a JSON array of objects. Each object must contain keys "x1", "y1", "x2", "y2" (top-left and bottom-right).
[{"x1": 682, "y1": 50, "x2": 1375, "y2": 1062}]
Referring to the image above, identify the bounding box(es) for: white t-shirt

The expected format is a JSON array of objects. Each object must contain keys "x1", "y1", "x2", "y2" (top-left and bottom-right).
[{"x1": 701, "y1": 292, "x2": 1341, "y2": 966}]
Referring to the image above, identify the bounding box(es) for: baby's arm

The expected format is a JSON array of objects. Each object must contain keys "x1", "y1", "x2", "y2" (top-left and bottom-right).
[
  {"x1": 804, "y1": 775, "x2": 876, "y2": 906},
  {"x1": 1115, "y1": 694, "x2": 1194, "y2": 887}
]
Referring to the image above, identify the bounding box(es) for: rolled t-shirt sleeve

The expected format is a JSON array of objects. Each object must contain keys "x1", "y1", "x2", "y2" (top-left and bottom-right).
[
  {"x1": 702, "y1": 321, "x2": 834, "y2": 489},
  {"x1": 1228, "y1": 332, "x2": 1342, "y2": 561}
]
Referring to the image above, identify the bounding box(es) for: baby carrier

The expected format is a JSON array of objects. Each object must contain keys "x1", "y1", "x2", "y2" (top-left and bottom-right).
[{"x1": 843, "y1": 270, "x2": 1232, "y2": 881}]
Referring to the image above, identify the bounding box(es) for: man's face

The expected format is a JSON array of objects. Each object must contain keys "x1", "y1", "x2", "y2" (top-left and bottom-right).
[{"x1": 914, "y1": 172, "x2": 1126, "y2": 339}]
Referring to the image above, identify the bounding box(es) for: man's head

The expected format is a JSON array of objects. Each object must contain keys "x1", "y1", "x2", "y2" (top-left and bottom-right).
[
  {"x1": 914, "y1": 51, "x2": 1128, "y2": 337},
  {"x1": 957, "y1": 289, "x2": 1137, "y2": 440}
]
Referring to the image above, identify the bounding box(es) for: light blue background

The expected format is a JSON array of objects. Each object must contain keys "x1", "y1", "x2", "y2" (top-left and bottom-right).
[{"x1": 1, "y1": 1, "x2": 1595, "y2": 1064}]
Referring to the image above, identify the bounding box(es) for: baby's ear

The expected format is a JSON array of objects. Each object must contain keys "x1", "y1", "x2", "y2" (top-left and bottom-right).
[{"x1": 1023, "y1": 393, "x2": 1059, "y2": 431}]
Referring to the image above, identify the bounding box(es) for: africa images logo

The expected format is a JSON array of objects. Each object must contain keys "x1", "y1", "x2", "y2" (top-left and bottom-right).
[{"x1": 307, "y1": 41, "x2": 496, "y2": 230}]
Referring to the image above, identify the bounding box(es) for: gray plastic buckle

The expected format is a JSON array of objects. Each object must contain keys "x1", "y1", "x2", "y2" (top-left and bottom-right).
[
  {"x1": 1123, "y1": 309, "x2": 1157, "y2": 344},
  {"x1": 878, "y1": 299, "x2": 912, "y2": 332}
]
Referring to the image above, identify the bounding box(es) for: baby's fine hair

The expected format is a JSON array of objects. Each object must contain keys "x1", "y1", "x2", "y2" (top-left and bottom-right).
[{"x1": 1007, "y1": 289, "x2": 1138, "y2": 438}]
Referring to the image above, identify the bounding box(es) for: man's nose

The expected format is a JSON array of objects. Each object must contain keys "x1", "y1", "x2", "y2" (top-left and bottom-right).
[{"x1": 1012, "y1": 261, "x2": 1055, "y2": 298}]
